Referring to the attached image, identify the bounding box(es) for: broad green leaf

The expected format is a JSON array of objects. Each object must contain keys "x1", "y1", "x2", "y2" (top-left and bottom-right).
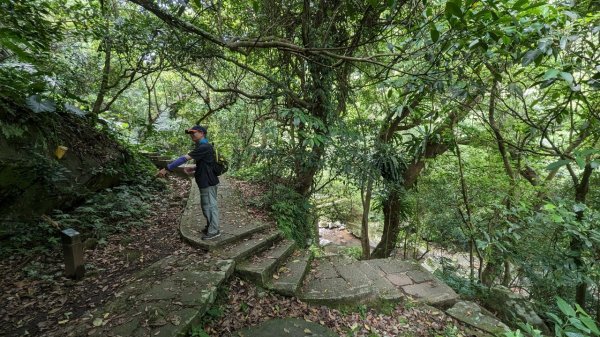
[
  {"x1": 368, "y1": 0, "x2": 380, "y2": 7},
  {"x1": 425, "y1": 6, "x2": 433, "y2": 17},
  {"x1": 445, "y1": 2, "x2": 462, "y2": 18},
  {"x1": 573, "y1": 203, "x2": 586, "y2": 213},
  {"x1": 560, "y1": 36, "x2": 568, "y2": 49},
  {"x1": 26, "y1": 95, "x2": 56, "y2": 113},
  {"x1": 546, "y1": 159, "x2": 570, "y2": 171},
  {"x1": 543, "y1": 69, "x2": 560, "y2": 80},
  {"x1": 513, "y1": 0, "x2": 528, "y2": 9},
  {"x1": 565, "y1": 332, "x2": 585, "y2": 337},
  {"x1": 575, "y1": 148, "x2": 598, "y2": 157},
  {"x1": 580, "y1": 316, "x2": 600, "y2": 335},
  {"x1": 568, "y1": 317, "x2": 591, "y2": 333},
  {"x1": 563, "y1": 11, "x2": 579, "y2": 20},
  {"x1": 560, "y1": 72, "x2": 574, "y2": 84},
  {"x1": 522, "y1": 49, "x2": 542, "y2": 66},
  {"x1": 1, "y1": 40, "x2": 34, "y2": 61},
  {"x1": 430, "y1": 26, "x2": 440, "y2": 42},
  {"x1": 546, "y1": 312, "x2": 563, "y2": 325},
  {"x1": 555, "y1": 325, "x2": 564, "y2": 336},
  {"x1": 556, "y1": 297, "x2": 576, "y2": 317},
  {"x1": 575, "y1": 157, "x2": 586, "y2": 169},
  {"x1": 64, "y1": 103, "x2": 86, "y2": 117}
]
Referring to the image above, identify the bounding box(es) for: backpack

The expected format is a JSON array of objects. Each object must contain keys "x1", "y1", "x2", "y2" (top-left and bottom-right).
[{"x1": 212, "y1": 145, "x2": 228, "y2": 176}]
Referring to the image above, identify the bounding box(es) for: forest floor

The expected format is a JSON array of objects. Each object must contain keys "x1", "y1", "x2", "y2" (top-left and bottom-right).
[{"x1": 0, "y1": 175, "x2": 476, "y2": 337}]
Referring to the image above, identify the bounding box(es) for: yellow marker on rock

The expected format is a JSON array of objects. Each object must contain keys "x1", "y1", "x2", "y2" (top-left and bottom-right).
[{"x1": 55, "y1": 145, "x2": 68, "y2": 159}]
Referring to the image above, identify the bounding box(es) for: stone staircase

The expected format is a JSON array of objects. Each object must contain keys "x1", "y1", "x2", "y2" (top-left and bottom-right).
[
  {"x1": 179, "y1": 178, "x2": 458, "y2": 309},
  {"x1": 180, "y1": 178, "x2": 314, "y2": 298},
  {"x1": 71, "y1": 156, "x2": 499, "y2": 336}
]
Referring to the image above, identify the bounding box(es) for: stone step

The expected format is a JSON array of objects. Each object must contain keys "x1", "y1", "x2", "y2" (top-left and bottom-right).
[
  {"x1": 366, "y1": 258, "x2": 459, "y2": 308},
  {"x1": 217, "y1": 231, "x2": 282, "y2": 262},
  {"x1": 299, "y1": 255, "x2": 374, "y2": 306},
  {"x1": 180, "y1": 179, "x2": 271, "y2": 251},
  {"x1": 270, "y1": 250, "x2": 313, "y2": 296},
  {"x1": 355, "y1": 260, "x2": 404, "y2": 302},
  {"x1": 69, "y1": 255, "x2": 235, "y2": 337},
  {"x1": 235, "y1": 239, "x2": 296, "y2": 287}
]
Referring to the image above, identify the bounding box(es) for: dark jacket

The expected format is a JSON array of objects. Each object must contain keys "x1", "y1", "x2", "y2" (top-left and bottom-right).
[{"x1": 188, "y1": 141, "x2": 219, "y2": 188}]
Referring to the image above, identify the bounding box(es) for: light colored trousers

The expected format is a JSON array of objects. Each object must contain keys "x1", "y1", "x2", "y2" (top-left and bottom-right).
[{"x1": 199, "y1": 185, "x2": 219, "y2": 235}]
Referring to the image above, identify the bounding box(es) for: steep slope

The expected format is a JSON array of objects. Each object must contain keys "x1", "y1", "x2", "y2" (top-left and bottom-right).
[{"x1": 0, "y1": 99, "x2": 131, "y2": 230}]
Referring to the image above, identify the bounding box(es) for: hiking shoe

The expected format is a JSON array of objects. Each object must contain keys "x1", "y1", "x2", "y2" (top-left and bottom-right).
[{"x1": 202, "y1": 231, "x2": 221, "y2": 240}]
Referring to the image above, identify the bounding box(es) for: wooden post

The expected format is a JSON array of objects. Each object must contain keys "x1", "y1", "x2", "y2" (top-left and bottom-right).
[{"x1": 61, "y1": 228, "x2": 85, "y2": 279}]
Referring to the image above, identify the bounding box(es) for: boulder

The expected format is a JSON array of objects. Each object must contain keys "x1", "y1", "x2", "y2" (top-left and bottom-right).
[
  {"x1": 446, "y1": 301, "x2": 510, "y2": 336},
  {"x1": 482, "y1": 286, "x2": 550, "y2": 335}
]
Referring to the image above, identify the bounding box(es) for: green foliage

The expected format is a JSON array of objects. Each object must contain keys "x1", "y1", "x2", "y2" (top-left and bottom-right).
[
  {"x1": 434, "y1": 258, "x2": 483, "y2": 299},
  {"x1": 189, "y1": 326, "x2": 210, "y2": 337},
  {"x1": 550, "y1": 297, "x2": 600, "y2": 337},
  {"x1": 340, "y1": 246, "x2": 362, "y2": 260},
  {"x1": 0, "y1": 0, "x2": 63, "y2": 101},
  {"x1": 53, "y1": 183, "x2": 157, "y2": 239},
  {"x1": 230, "y1": 162, "x2": 270, "y2": 183},
  {"x1": 505, "y1": 297, "x2": 600, "y2": 337},
  {"x1": 0, "y1": 150, "x2": 163, "y2": 258},
  {"x1": 270, "y1": 185, "x2": 313, "y2": 247}
]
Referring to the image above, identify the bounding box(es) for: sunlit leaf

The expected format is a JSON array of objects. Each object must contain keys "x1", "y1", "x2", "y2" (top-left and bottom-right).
[
  {"x1": 543, "y1": 69, "x2": 560, "y2": 80},
  {"x1": 560, "y1": 72, "x2": 574, "y2": 84},
  {"x1": 26, "y1": 95, "x2": 56, "y2": 113}
]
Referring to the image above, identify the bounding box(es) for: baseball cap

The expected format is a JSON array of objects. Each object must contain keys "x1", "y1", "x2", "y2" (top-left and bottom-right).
[{"x1": 185, "y1": 125, "x2": 207, "y2": 134}]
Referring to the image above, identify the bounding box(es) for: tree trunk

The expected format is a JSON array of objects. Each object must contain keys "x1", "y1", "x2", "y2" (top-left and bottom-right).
[
  {"x1": 573, "y1": 163, "x2": 593, "y2": 308},
  {"x1": 371, "y1": 187, "x2": 403, "y2": 258},
  {"x1": 92, "y1": 38, "x2": 111, "y2": 116},
  {"x1": 360, "y1": 176, "x2": 373, "y2": 259}
]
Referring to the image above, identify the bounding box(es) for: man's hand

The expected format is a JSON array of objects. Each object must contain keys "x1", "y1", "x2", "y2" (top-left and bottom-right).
[
  {"x1": 183, "y1": 167, "x2": 196, "y2": 175},
  {"x1": 157, "y1": 168, "x2": 168, "y2": 177}
]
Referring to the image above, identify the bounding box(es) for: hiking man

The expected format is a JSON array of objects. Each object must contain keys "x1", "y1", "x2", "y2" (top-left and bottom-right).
[{"x1": 158, "y1": 125, "x2": 220, "y2": 240}]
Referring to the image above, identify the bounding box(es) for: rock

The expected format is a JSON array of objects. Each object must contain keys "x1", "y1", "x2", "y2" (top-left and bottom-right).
[
  {"x1": 482, "y1": 286, "x2": 550, "y2": 335},
  {"x1": 328, "y1": 221, "x2": 342, "y2": 229},
  {"x1": 83, "y1": 238, "x2": 98, "y2": 250},
  {"x1": 319, "y1": 238, "x2": 332, "y2": 246},
  {"x1": 446, "y1": 301, "x2": 510, "y2": 336}
]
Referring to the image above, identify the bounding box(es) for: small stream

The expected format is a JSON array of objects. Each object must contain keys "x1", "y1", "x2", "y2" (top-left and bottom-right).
[{"x1": 318, "y1": 220, "x2": 476, "y2": 275}]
